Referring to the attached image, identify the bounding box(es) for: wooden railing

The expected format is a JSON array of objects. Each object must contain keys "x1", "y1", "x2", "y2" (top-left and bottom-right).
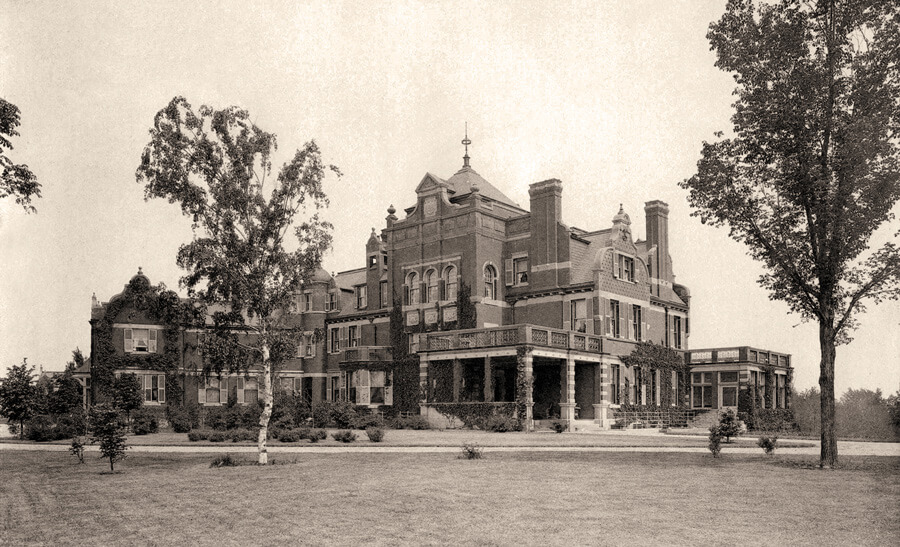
[
  {"x1": 340, "y1": 346, "x2": 393, "y2": 363},
  {"x1": 420, "y1": 324, "x2": 603, "y2": 354}
]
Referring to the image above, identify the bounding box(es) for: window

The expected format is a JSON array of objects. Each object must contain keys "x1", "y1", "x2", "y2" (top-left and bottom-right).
[
  {"x1": 203, "y1": 377, "x2": 222, "y2": 404},
  {"x1": 405, "y1": 272, "x2": 419, "y2": 305},
  {"x1": 380, "y1": 280, "x2": 389, "y2": 309},
  {"x1": 513, "y1": 256, "x2": 529, "y2": 285},
  {"x1": 719, "y1": 371, "x2": 738, "y2": 408},
  {"x1": 691, "y1": 372, "x2": 713, "y2": 408},
  {"x1": 326, "y1": 292, "x2": 337, "y2": 311},
  {"x1": 442, "y1": 265, "x2": 457, "y2": 301},
  {"x1": 330, "y1": 327, "x2": 340, "y2": 353},
  {"x1": 347, "y1": 369, "x2": 393, "y2": 406},
  {"x1": 368, "y1": 254, "x2": 377, "y2": 268},
  {"x1": 244, "y1": 377, "x2": 258, "y2": 403},
  {"x1": 610, "y1": 364, "x2": 620, "y2": 404},
  {"x1": 777, "y1": 375, "x2": 786, "y2": 408},
  {"x1": 672, "y1": 316, "x2": 682, "y2": 349},
  {"x1": 632, "y1": 305, "x2": 642, "y2": 341},
  {"x1": 298, "y1": 292, "x2": 311, "y2": 312},
  {"x1": 143, "y1": 374, "x2": 165, "y2": 403},
  {"x1": 570, "y1": 299, "x2": 586, "y2": 332},
  {"x1": 484, "y1": 265, "x2": 497, "y2": 300},
  {"x1": 615, "y1": 254, "x2": 635, "y2": 282},
  {"x1": 348, "y1": 325, "x2": 359, "y2": 347},
  {"x1": 297, "y1": 333, "x2": 315, "y2": 357},
  {"x1": 355, "y1": 285, "x2": 367, "y2": 309},
  {"x1": 125, "y1": 328, "x2": 157, "y2": 353},
  {"x1": 424, "y1": 269, "x2": 438, "y2": 303},
  {"x1": 719, "y1": 371, "x2": 738, "y2": 383},
  {"x1": 610, "y1": 300, "x2": 621, "y2": 338}
]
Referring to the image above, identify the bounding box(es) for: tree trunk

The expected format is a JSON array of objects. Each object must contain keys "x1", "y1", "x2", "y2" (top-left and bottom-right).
[
  {"x1": 818, "y1": 320, "x2": 838, "y2": 468},
  {"x1": 257, "y1": 343, "x2": 273, "y2": 465}
]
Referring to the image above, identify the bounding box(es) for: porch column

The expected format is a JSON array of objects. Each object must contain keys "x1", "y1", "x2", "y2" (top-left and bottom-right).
[
  {"x1": 523, "y1": 351, "x2": 534, "y2": 430},
  {"x1": 452, "y1": 358, "x2": 462, "y2": 402},
  {"x1": 419, "y1": 354, "x2": 429, "y2": 408},
  {"x1": 594, "y1": 361, "x2": 610, "y2": 429},
  {"x1": 560, "y1": 356, "x2": 576, "y2": 430},
  {"x1": 483, "y1": 356, "x2": 493, "y2": 402}
]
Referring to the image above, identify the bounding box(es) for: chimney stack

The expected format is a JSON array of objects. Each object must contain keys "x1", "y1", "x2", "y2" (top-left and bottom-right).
[{"x1": 644, "y1": 200, "x2": 671, "y2": 296}]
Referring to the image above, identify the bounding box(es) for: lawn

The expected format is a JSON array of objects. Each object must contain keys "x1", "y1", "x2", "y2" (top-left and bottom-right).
[{"x1": 2, "y1": 450, "x2": 897, "y2": 546}]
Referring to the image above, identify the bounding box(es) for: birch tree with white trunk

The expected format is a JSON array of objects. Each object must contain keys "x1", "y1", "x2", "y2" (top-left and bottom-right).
[{"x1": 136, "y1": 97, "x2": 337, "y2": 464}]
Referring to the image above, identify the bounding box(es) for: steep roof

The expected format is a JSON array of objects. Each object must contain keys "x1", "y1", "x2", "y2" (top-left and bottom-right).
[{"x1": 445, "y1": 166, "x2": 518, "y2": 207}]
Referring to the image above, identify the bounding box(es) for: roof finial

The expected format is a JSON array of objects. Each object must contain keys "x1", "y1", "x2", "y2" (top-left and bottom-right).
[{"x1": 461, "y1": 122, "x2": 471, "y2": 168}]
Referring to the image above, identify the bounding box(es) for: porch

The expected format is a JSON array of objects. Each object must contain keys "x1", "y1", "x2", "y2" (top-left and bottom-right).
[{"x1": 415, "y1": 324, "x2": 614, "y2": 431}]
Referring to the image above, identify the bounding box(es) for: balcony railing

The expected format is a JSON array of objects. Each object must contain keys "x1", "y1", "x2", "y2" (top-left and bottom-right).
[
  {"x1": 419, "y1": 324, "x2": 603, "y2": 354},
  {"x1": 340, "y1": 346, "x2": 393, "y2": 363}
]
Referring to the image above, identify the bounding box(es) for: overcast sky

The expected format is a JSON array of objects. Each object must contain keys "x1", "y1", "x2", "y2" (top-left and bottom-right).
[{"x1": 1, "y1": 0, "x2": 897, "y2": 395}]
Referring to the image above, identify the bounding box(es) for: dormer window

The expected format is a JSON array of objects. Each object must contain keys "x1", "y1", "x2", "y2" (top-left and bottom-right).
[
  {"x1": 355, "y1": 285, "x2": 367, "y2": 309},
  {"x1": 614, "y1": 254, "x2": 635, "y2": 282},
  {"x1": 369, "y1": 255, "x2": 378, "y2": 268},
  {"x1": 326, "y1": 292, "x2": 337, "y2": 311}
]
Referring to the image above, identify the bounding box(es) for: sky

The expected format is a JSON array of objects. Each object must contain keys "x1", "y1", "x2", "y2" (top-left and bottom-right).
[{"x1": 1, "y1": 0, "x2": 897, "y2": 396}]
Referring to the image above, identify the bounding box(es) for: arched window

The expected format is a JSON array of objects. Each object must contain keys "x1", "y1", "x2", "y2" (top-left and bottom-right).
[
  {"x1": 405, "y1": 272, "x2": 419, "y2": 305},
  {"x1": 424, "y1": 269, "x2": 437, "y2": 303},
  {"x1": 484, "y1": 265, "x2": 497, "y2": 300},
  {"x1": 442, "y1": 265, "x2": 457, "y2": 301}
]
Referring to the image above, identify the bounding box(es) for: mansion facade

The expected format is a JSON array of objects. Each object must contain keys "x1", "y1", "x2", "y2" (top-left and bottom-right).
[{"x1": 80, "y1": 151, "x2": 792, "y2": 429}]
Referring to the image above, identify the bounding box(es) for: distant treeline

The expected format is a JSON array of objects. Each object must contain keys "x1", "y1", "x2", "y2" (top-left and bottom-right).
[{"x1": 792, "y1": 388, "x2": 900, "y2": 441}]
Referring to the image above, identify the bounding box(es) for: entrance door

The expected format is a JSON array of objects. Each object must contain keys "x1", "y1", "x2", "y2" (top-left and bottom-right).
[{"x1": 574, "y1": 363, "x2": 595, "y2": 419}]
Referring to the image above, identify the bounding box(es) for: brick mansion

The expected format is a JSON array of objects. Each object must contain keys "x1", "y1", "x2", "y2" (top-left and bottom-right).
[{"x1": 79, "y1": 143, "x2": 792, "y2": 430}]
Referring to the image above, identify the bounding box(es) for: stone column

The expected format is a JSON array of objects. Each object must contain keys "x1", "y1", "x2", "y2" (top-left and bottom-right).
[
  {"x1": 452, "y1": 358, "x2": 462, "y2": 402},
  {"x1": 523, "y1": 352, "x2": 534, "y2": 430},
  {"x1": 419, "y1": 355, "x2": 429, "y2": 423},
  {"x1": 559, "y1": 357, "x2": 576, "y2": 430},
  {"x1": 593, "y1": 361, "x2": 610, "y2": 429},
  {"x1": 483, "y1": 356, "x2": 493, "y2": 402}
]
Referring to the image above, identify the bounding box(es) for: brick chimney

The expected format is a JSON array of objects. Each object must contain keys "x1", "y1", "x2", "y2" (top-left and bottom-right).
[
  {"x1": 528, "y1": 179, "x2": 567, "y2": 287},
  {"x1": 644, "y1": 200, "x2": 671, "y2": 296}
]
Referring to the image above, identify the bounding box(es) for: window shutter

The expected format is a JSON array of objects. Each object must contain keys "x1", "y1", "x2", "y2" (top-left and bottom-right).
[
  {"x1": 198, "y1": 377, "x2": 205, "y2": 405},
  {"x1": 124, "y1": 329, "x2": 133, "y2": 352},
  {"x1": 505, "y1": 259, "x2": 513, "y2": 286},
  {"x1": 237, "y1": 378, "x2": 244, "y2": 403},
  {"x1": 403, "y1": 284, "x2": 409, "y2": 305},
  {"x1": 613, "y1": 255, "x2": 620, "y2": 279},
  {"x1": 340, "y1": 326, "x2": 347, "y2": 348},
  {"x1": 310, "y1": 336, "x2": 316, "y2": 357},
  {"x1": 148, "y1": 329, "x2": 157, "y2": 353},
  {"x1": 158, "y1": 375, "x2": 166, "y2": 403},
  {"x1": 384, "y1": 385, "x2": 393, "y2": 406},
  {"x1": 326, "y1": 378, "x2": 333, "y2": 402},
  {"x1": 627, "y1": 306, "x2": 634, "y2": 340},
  {"x1": 220, "y1": 378, "x2": 228, "y2": 404}
]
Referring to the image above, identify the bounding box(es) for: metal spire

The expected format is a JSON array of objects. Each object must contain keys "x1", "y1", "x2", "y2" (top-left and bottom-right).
[{"x1": 461, "y1": 122, "x2": 471, "y2": 168}]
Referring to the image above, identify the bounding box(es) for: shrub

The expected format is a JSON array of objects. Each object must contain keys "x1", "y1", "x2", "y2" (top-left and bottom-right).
[
  {"x1": 307, "y1": 428, "x2": 327, "y2": 442},
  {"x1": 279, "y1": 429, "x2": 302, "y2": 442},
  {"x1": 187, "y1": 430, "x2": 208, "y2": 442},
  {"x1": 708, "y1": 425, "x2": 723, "y2": 458},
  {"x1": 717, "y1": 409, "x2": 743, "y2": 443},
  {"x1": 366, "y1": 427, "x2": 385, "y2": 442},
  {"x1": 330, "y1": 401, "x2": 358, "y2": 429},
  {"x1": 551, "y1": 421, "x2": 567, "y2": 434},
  {"x1": 56, "y1": 411, "x2": 87, "y2": 438},
  {"x1": 354, "y1": 411, "x2": 384, "y2": 430},
  {"x1": 131, "y1": 410, "x2": 159, "y2": 435},
  {"x1": 393, "y1": 415, "x2": 430, "y2": 430},
  {"x1": 757, "y1": 434, "x2": 778, "y2": 455},
  {"x1": 229, "y1": 428, "x2": 256, "y2": 442},
  {"x1": 69, "y1": 436, "x2": 85, "y2": 464},
  {"x1": 208, "y1": 431, "x2": 227, "y2": 442},
  {"x1": 486, "y1": 415, "x2": 519, "y2": 433},
  {"x1": 25, "y1": 415, "x2": 58, "y2": 442},
  {"x1": 210, "y1": 454, "x2": 239, "y2": 468},
  {"x1": 311, "y1": 403, "x2": 332, "y2": 428},
  {"x1": 167, "y1": 406, "x2": 194, "y2": 433},
  {"x1": 459, "y1": 443, "x2": 483, "y2": 459},
  {"x1": 332, "y1": 430, "x2": 357, "y2": 443}
]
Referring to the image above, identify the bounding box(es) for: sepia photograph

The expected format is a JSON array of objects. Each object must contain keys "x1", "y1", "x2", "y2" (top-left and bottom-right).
[{"x1": 1, "y1": 1, "x2": 898, "y2": 545}]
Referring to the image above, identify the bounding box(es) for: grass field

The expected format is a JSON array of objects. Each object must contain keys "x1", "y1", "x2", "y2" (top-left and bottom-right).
[{"x1": 2, "y1": 449, "x2": 897, "y2": 546}]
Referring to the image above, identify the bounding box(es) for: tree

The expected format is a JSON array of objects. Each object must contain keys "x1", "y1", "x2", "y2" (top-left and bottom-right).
[
  {"x1": 111, "y1": 373, "x2": 143, "y2": 419},
  {"x1": 0, "y1": 359, "x2": 37, "y2": 439},
  {"x1": 89, "y1": 404, "x2": 128, "y2": 472},
  {"x1": 1, "y1": 99, "x2": 41, "y2": 213},
  {"x1": 47, "y1": 349, "x2": 86, "y2": 415},
  {"x1": 681, "y1": 0, "x2": 900, "y2": 467},
  {"x1": 136, "y1": 97, "x2": 337, "y2": 464}
]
